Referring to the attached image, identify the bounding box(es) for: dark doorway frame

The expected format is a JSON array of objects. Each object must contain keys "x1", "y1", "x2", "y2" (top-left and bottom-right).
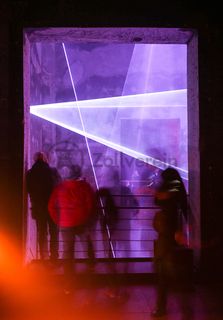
[{"x1": 23, "y1": 27, "x2": 199, "y2": 267}]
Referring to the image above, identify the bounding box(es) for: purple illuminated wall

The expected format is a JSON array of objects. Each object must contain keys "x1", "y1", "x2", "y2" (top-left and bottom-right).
[
  {"x1": 30, "y1": 43, "x2": 187, "y2": 185},
  {"x1": 28, "y1": 41, "x2": 188, "y2": 259}
]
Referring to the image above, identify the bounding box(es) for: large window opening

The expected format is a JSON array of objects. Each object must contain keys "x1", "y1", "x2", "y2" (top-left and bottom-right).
[{"x1": 23, "y1": 28, "x2": 199, "y2": 266}]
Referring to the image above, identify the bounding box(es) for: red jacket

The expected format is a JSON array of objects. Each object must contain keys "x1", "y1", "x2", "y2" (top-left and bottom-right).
[{"x1": 48, "y1": 179, "x2": 96, "y2": 228}]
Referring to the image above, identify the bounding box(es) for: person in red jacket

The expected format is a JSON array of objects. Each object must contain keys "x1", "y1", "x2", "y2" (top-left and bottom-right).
[{"x1": 48, "y1": 164, "x2": 96, "y2": 291}]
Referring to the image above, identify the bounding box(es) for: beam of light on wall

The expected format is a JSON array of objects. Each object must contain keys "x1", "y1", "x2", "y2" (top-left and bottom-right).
[
  {"x1": 30, "y1": 90, "x2": 187, "y2": 147},
  {"x1": 62, "y1": 42, "x2": 100, "y2": 189},
  {"x1": 122, "y1": 44, "x2": 154, "y2": 95},
  {"x1": 120, "y1": 45, "x2": 154, "y2": 173},
  {"x1": 30, "y1": 90, "x2": 187, "y2": 144},
  {"x1": 122, "y1": 44, "x2": 187, "y2": 96},
  {"x1": 62, "y1": 43, "x2": 116, "y2": 258},
  {"x1": 30, "y1": 89, "x2": 187, "y2": 171},
  {"x1": 30, "y1": 89, "x2": 187, "y2": 109},
  {"x1": 30, "y1": 106, "x2": 188, "y2": 180}
]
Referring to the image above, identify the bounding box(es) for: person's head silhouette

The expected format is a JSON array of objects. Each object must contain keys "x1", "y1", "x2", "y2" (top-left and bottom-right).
[
  {"x1": 69, "y1": 164, "x2": 82, "y2": 179},
  {"x1": 33, "y1": 151, "x2": 48, "y2": 163},
  {"x1": 161, "y1": 167, "x2": 181, "y2": 182}
]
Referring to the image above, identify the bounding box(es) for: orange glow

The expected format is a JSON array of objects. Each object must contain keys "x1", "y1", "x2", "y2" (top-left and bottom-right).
[
  {"x1": 0, "y1": 232, "x2": 120, "y2": 319},
  {"x1": 0, "y1": 232, "x2": 24, "y2": 285},
  {"x1": 0, "y1": 232, "x2": 66, "y2": 319}
]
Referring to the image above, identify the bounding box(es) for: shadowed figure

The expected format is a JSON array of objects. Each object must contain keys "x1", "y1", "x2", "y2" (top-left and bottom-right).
[
  {"x1": 152, "y1": 167, "x2": 189, "y2": 317},
  {"x1": 26, "y1": 151, "x2": 61, "y2": 261},
  {"x1": 98, "y1": 169, "x2": 139, "y2": 259},
  {"x1": 97, "y1": 169, "x2": 139, "y2": 299}
]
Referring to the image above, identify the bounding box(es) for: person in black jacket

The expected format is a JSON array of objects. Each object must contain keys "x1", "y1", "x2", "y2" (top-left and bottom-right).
[
  {"x1": 151, "y1": 167, "x2": 188, "y2": 317},
  {"x1": 26, "y1": 151, "x2": 61, "y2": 261}
]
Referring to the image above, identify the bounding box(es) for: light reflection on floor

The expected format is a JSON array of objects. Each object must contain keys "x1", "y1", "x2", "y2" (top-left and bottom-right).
[{"x1": 1, "y1": 260, "x2": 223, "y2": 320}]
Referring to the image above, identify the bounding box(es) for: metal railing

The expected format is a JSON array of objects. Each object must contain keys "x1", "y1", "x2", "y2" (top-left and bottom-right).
[{"x1": 33, "y1": 194, "x2": 159, "y2": 262}]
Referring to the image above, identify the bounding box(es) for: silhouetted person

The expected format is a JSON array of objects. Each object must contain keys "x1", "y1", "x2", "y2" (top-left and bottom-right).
[
  {"x1": 48, "y1": 164, "x2": 96, "y2": 292},
  {"x1": 97, "y1": 169, "x2": 138, "y2": 299},
  {"x1": 26, "y1": 151, "x2": 61, "y2": 261},
  {"x1": 152, "y1": 167, "x2": 188, "y2": 317},
  {"x1": 98, "y1": 169, "x2": 139, "y2": 259}
]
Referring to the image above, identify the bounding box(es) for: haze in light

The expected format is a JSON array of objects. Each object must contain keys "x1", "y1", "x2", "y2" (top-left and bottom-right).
[
  {"x1": 30, "y1": 90, "x2": 188, "y2": 179},
  {"x1": 30, "y1": 90, "x2": 187, "y2": 146},
  {"x1": 31, "y1": 89, "x2": 186, "y2": 109},
  {"x1": 28, "y1": 41, "x2": 188, "y2": 261},
  {"x1": 30, "y1": 43, "x2": 188, "y2": 176}
]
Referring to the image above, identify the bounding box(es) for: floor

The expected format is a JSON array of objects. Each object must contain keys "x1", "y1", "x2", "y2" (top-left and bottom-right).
[{"x1": 0, "y1": 261, "x2": 223, "y2": 320}]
